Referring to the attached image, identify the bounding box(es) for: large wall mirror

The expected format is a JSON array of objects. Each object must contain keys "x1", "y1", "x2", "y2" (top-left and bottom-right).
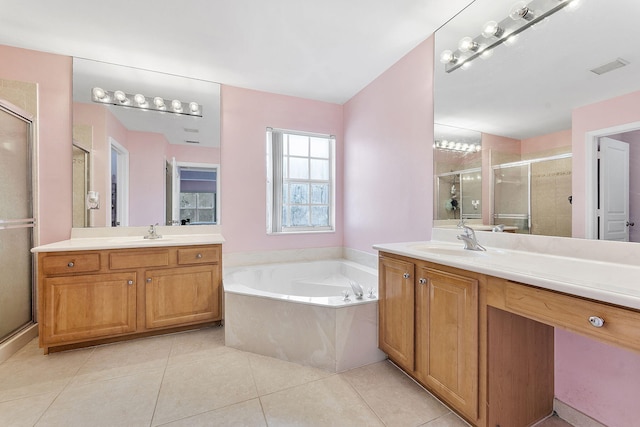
[
  {"x1": 434, "y1": 0, "x2": 640, "y2": 241},
  {"x1": 72, "y1": 58, "x2": 221, "y2": 228}
]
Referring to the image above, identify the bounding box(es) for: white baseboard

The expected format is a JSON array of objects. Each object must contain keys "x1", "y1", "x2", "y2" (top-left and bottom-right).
[
  {"x1": 0, "y1": 324, "x2": 38, "y2": 364},
  {"x1": 554, "y1": 399, "x2": 606, "y2": 427}
]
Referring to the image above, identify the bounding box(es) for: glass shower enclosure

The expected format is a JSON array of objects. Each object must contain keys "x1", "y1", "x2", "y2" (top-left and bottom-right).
[{"x1": 0, "y1": 100, "x2": 35, "y2": 343}]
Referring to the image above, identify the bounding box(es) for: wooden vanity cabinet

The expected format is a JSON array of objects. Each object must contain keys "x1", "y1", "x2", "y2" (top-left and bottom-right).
[
  {"x1": 378, "y1": 254, "x2": 480, "y2": 422},
  {"x1": 378, "y1": 256, "x2": 415, "y2": 371},
  {"x1": 37, "y1": 244, "x2": 222, "y2": 353},
  {"x1": 379, "y1": 252, "x2": 554, "y2": 427}
]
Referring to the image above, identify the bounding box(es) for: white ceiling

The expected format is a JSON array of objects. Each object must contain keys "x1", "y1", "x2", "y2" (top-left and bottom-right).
[{"x1": 0, "y1": 0, "x2": 473, "y2": 104}]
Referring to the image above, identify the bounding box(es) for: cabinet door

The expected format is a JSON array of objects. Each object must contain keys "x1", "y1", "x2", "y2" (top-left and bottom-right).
[
  {"x1": 378, "y1": 256, "x2": 415, "y2": 371},
  {"x1": 416, "y1": 265, "x2": 478, "y2": 420},
  {"x1": 42, "y1": 272, "x2": 137, "y2": 344},
  {"x1": 145, "y1": 264, "x2": 221, "y2": 329}
]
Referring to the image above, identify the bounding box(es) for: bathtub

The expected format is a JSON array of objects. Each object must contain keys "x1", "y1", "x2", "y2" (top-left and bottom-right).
[{"x1": 223, "y1": 259, "x2": 386, "y2": 372}]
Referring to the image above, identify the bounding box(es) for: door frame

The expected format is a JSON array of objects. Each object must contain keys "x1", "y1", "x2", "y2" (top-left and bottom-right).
[
  {"x1": 585, "y1": 121, "x2": 640, "y2": 239},
  {"x1": 173, "y1": 161, "x2": 220, "y2": 225},
  {"x1": 109, "y1": 137, "x2": 129, "y2": 227}
]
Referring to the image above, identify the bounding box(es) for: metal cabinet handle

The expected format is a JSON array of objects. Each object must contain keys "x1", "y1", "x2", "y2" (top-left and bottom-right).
[
  {"x1": 67, "y1": 262, "x2": 74, "y2": 268},
  {"x1": 418, "y1": 278, "x2": 427, "y2": 285},
  {"x1": 127, "y1": 280, "x2": 134, "y2": 285},
  {"x1": 403, "y1": 273, "x2": 410, "y2": 279},
  {"x1": 196, "y1": 253, "x2": 203, "y2": 259},
  {"x1": 146, "y1": 278, "x2": 152, "y2": 283},
  {"x1": 589, "y1": 316, "x2": 605, "y2": 328}
]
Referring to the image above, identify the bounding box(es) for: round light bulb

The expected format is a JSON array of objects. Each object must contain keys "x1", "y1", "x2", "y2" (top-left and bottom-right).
[
  {"x1": 114, "y1": 90, "x2": 127, "y2": 102},
  {"x1": 482, "y1": 21, "x2": 504, "y2": 38},
  {"x1": 510, "y1": 2, "x2": 534, "y2": 21},
  {"x1": 458, "y1": 36, "x2": 479, "y2": 52},
  {"x1": 92, "y1": 87, "x2": 106, "y2": 100},
  {"x1": 189, "y1": 102, "x2": 200, "y2": 113},
  {"x1": 171, "y1": 99, "x2": 183, "y2": 112},
  {"x1": 153, "y1": 97, "x2": 165, "y2": 108},
  {"x1": 134, "y1": 93, "x2": 147, "y2": 106},
  {"x1": 440, "y1": 50, "x2": 456, "y2": 64}
]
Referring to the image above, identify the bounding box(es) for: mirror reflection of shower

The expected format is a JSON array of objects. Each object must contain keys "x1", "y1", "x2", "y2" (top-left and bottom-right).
[{"x1": 436, "y1": 168, "x2": 482, "y2": 220}]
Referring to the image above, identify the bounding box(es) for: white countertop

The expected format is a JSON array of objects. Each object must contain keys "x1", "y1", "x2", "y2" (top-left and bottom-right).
[
  {"x1": 32, "y1": 224, "x2": 224, "y2": 252},
  {"x1": 374, "y1": 238, "x2": 640, "y2": 311}
]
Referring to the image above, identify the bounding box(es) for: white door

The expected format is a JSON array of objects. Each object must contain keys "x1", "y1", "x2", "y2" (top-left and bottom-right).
[{"x1": 599, "y1": 137, "x2": 630, "y2": 241}]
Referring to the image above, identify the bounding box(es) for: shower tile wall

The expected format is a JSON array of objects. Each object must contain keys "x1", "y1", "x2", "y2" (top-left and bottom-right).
[
  {"x1": 531, "y1": 157, "x2": 572, "y2": 237},
  {"x1": 0, "y1": 79, "x2": 36, "y2": 116}
]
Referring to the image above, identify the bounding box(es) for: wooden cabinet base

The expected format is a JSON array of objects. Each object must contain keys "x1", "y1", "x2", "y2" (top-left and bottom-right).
[{"x1": 43, "y1": 321, "x2": 222, "y2": 354}]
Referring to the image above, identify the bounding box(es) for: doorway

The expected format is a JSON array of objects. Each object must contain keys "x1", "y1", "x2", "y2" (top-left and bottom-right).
[
  {"x1": 585, "y1": 122, "x2": 640, "y2": 241},
  {"x1": 109, "y1": 137, "x2": 129, "y2": 227}
]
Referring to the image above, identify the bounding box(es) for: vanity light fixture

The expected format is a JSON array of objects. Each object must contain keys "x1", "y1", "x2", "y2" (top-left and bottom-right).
[
  {"x1": 434, "y1": 139, "x2": 481, "y2": 153},
  {"x1": 441, "y1": 0, "x2": 576, "y2": 73},
  {"x1": 91, "y1": 88, "x2": 203, "y2": 117}
]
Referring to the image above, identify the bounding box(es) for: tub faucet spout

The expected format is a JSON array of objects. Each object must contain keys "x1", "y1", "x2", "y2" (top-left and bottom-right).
[
  {"x1": 349, "y1": 281, "x2": 364, "y2": 299},
  {"x1": 457, "y1": 226, "x2": 486, "y2": 251}
]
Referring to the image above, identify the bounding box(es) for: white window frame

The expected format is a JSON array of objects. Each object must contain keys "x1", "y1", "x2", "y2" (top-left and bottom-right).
[{"x1": 266, "y1": 127, "x2": 336, "y2": 234}]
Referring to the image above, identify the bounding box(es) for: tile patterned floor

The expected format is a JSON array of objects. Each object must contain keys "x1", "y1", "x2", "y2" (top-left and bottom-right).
[{"x1": 0, "y1": 326, "x2": 572, "y2": 426}]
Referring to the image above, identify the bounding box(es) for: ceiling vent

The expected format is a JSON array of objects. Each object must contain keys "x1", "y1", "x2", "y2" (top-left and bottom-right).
[
  {"x1": 590, "y1": 58, "x2": 629, "y2": 75},
  {"x1": 185, "y1": 140, "x2": 200, "y2": 144}
]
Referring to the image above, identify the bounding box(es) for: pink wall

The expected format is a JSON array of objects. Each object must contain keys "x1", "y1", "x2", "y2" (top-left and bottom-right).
[
  {"x1": 556, "y1": 329, "x2": 640, "y2": 426},
  {"x1": 342, "y1": 37, "x2": 435, "y2": 253},
  {"x1": 220, "y1": 85, "x2": 343, "y2": 253},
  {"x1": 127, "y1": 131, "x2": 167, "y2": 226},
  {"x1": 0, "y1": 45, "x2": 72, "y2": 244},
  {"x1": 521, "y1": 128, "x2": 571, "y2": 155}
]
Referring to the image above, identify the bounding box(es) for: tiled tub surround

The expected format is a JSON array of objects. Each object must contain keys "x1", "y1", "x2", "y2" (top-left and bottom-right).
[{"x1": 224, "y1": 260, "x2": 386, "y2": 372}]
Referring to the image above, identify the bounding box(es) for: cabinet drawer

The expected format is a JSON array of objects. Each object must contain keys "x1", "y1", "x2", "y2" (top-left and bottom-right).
[
  {"x1": 505, "y1": 282, "x2": 640, "y2": 351},
  {"x1": 109, "y1": 249, "x2": 169, "y2": 270},
  {"x1": 177, "y1": 246, "x2": 220, "y2": 265},
  {"x1": 41, "y1": 253, "x2": 100, "y2": 275}
]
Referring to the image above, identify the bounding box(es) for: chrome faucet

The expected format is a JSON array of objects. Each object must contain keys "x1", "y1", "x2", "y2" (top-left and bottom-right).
[
  {"x1": 349, "y1": 281, "x2": 364, "y2": 300},
  {"x1": 144, "y1": 223, "x2": 162, "y2": 240},
  {"x1": 457, "y1": 226, "x2": 486, "y2": 251}
]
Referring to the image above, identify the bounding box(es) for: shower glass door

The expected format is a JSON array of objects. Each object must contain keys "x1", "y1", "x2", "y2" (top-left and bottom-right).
[
  {"x1": 0, "y1": 101, "x2": 34, "y2": 342},
  {"x1": 493, "y1": 163, "x2": 530, "y2": 234}
]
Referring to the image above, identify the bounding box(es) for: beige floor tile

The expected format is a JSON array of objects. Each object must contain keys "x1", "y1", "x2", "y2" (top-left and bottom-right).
[
  {"x1": 72, "y1": 334, "x2": 173, "y2": 385},
  {"x1": 248, "y1": 353, "x2": 334, "y2": 396},
  {"x1": 0, "y1": 393, "x2": 56, "y2": 427},
  {"x1": 158, "y1": 398, "x2": 267, "y2": 427},
  {"x1": 35, "y1": 369, "x2": 164, "y2": 427},
  {"x1": 0, "y1": 345, "x2": 92, "y2": 403},
  {"x1": 260, "y1": 375, "x2": 384, "y2": 427},
  {"x1": 167, "y1": 325, "x2": 232, "y2": 366},
  {"x1": 535, "y1": 415, "x2": 574, "y2": 427},
  {"x1": 152, "y1": 351, "x2": 258, "y2": 425},
  {"x1": 422, "y1": 412, "x2": 471, "y2": 426},
  {"x1": 342, "y1": 360, "x2": 450, "y2": 426}
]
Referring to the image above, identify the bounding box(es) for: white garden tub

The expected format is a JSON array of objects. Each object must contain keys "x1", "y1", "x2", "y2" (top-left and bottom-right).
[{"x1": 223, "y1": 259, "x2": 386, "y2": 372}]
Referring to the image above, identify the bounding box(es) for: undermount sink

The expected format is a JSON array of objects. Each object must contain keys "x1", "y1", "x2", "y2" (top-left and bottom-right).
[{"x1": 408, "y1": 244, "x2": 492, "y2": 257}]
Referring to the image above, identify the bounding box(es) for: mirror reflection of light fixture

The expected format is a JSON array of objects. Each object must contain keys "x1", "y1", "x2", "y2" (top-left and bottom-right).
[
  {"x1": 441, "y1": 0, "x2": 576, "y2": 73},
  {"x1": 91, "y1": 87, "x2": 202, "y2": 117},
  {"x1": 434, "y1": 139, "x2": 481, "y2": 152}
]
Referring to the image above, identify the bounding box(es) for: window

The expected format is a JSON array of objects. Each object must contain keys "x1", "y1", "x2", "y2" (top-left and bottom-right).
[
  {"x1": 267, "y1": 128, "x2": 335, "y2": 233},
  {"x1": 178, "y1": 168, "x2": 217, "y2": 224}
]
